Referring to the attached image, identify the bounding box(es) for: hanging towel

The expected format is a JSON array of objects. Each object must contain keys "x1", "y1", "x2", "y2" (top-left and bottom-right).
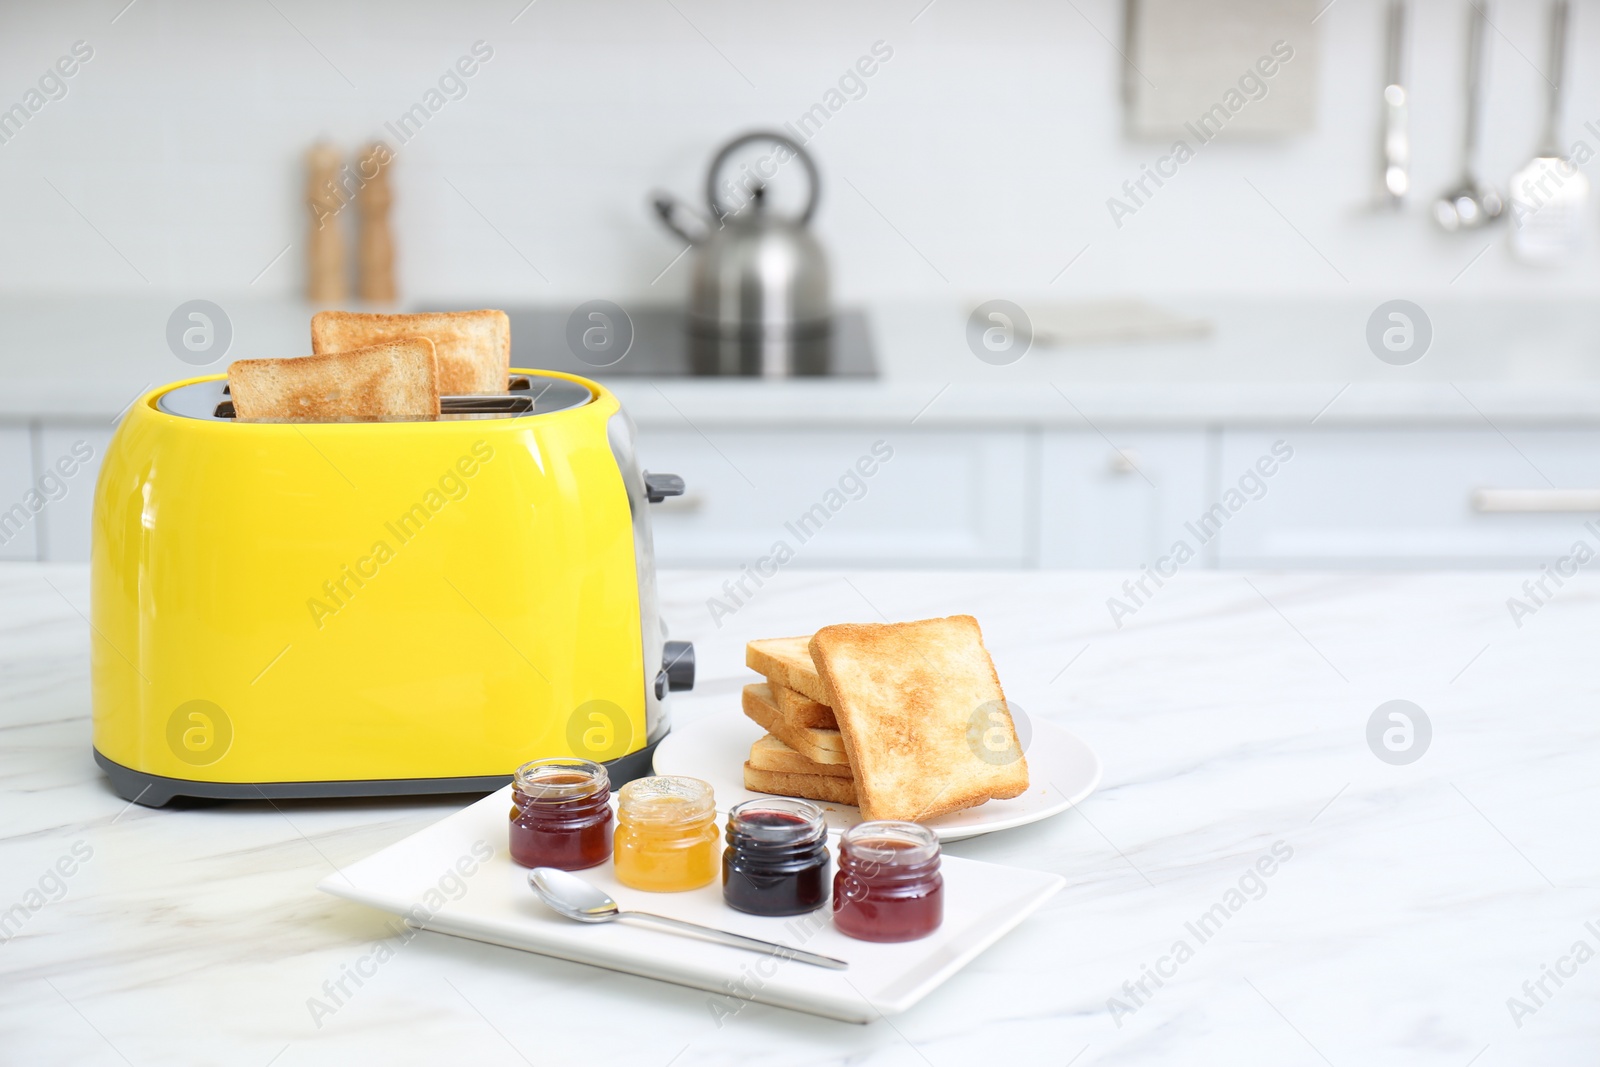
[{"x1": 1124, "y1": 0, "x2": 1319, "y2": 139}]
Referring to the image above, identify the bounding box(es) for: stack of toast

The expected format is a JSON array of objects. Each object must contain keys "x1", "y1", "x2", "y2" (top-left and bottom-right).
[
  {"x1": 742, "y1": 615, "x2": 1030, "y2": 823},
  {"x1": 227, "y1": 309, "x2": 511, "y2": 420},
  {"x1": 743, "y1": 636, "x2": 857, "y2": 805}
]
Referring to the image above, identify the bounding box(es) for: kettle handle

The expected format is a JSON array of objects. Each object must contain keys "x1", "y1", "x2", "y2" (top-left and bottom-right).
[
  {"x1": 705, "y1": 130, "x2": 820, "y2": 225},
  {"x1": 652, "y1": 193, "x2": 710, "y2": 245}
]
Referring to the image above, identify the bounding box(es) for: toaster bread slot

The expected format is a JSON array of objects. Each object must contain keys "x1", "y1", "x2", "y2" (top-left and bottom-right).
[
  {"x1": 214, "y1": 395, "x2": 534, "y2": 419},
  {"x1": 440, "y1": 394, "x2": 534, "y2": 414},
  {"x1": 160, "y1": 374, "x2": 589, "y2": 423}
]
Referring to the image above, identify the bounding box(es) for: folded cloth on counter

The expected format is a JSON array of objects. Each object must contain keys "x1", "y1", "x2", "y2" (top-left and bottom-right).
[{"x1": 981, "y1": 300, "x2": 1212, "y2": 348}]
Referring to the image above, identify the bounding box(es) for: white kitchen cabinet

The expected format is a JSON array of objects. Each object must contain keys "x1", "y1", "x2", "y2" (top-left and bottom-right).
[
  {"x1": 634, "y1": 427, "x2": 1032, "y2": 567},
  {"x1": 0, "y1": 426, "x2": 38, "y2": 560},
  {"x1": 20, "y1": 414, "x2": 1600, "y2": 571},
  {"x1": 1036, "y1": 430, "x2": 1214, "y2": 568},
  {"x1": 35, "y1": 424, "x2": 114, "y2": 562},
  {"x1": 1218, "y1": 429, "x2": 1600, "y2": 566}
]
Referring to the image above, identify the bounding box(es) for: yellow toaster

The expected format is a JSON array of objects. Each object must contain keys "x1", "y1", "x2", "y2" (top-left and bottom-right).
[{"x1": 90, "y1": 369, "x2": 692, "y2": 807}]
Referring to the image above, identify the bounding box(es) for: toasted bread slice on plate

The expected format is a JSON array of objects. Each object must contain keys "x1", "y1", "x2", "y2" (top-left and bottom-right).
[
  {"x1": 748, "y1": 733, "x2": 853, "y2": 779},
  {"x1": 311, "y1": 309, "x2": 510, "y2": 395},
  {"x1": 810, "y1": 615, "x2": 1029, "y2": 822},
  {"x1": 741, "y1": 684, "x2": 848, "y2": 765},
  {"x1": 746, "y1": 636, "x2": 831, "y2": 705},
  {"x1": 769, "y1": 680, "x2": 837, "y2": 730},
  {"x1": 227, "y1": 338, "x2": 440, "y2": 421},
  {"x1": 743, "y1": 763, "x2": 858, "y2": 806}
]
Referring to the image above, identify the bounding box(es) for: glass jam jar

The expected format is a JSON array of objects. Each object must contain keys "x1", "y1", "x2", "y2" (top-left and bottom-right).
[
  {"x1": 613, "y1": 776, "x2": 719, "y2": 892},
  {"x1": 722, "y1": 798, "x2": 831, "y2": 916},
  {"x1": 832, "y1": 820, "x2": 944, "y2": 942},
  {"x1": 508, "y1": 757, "x2": 613, "y2": 871}
]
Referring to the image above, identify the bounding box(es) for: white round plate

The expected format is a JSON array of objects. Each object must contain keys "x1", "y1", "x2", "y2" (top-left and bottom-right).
[{"x1": 650, "y1": 712, "x2": 1101, "y2": 842}]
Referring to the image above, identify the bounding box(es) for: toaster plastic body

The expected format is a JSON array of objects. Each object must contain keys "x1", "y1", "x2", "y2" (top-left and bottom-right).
[{"x1": 90, "y1": 369, "x2": 687, "y2": 806}]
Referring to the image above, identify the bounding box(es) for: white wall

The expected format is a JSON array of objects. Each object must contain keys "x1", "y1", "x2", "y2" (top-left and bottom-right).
[{"x1": 1, "y1": 0, "x2": 1596, "y2": 304}]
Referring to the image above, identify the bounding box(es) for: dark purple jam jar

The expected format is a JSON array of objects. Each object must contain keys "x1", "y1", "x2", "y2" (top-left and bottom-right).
[{"x1": 721, "y1": 798, "x2": 831, "y2": 916}]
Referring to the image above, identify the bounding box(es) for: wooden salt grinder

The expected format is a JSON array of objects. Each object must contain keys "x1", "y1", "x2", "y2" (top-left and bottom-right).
[{"x1": 357, "y1": 143, "x2": 396, "y2": 303}]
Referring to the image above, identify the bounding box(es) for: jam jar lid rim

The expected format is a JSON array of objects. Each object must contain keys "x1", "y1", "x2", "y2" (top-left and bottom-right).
[
  {"x1": 727, "y1": 797, "x2": 828, "y2": 844},
  {"x1": 513, "y1": 757, "x2": 610, "y2": 800},
  {"x1": 618, "y1": 775, "x2": 716, "y2": 822},
  {"x1": 840, "y1": 820, "x2": 941, "y2": 864}
]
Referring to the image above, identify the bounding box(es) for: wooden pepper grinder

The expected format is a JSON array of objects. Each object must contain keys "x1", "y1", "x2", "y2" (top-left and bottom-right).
[
  {"x1": 305, "y1": 141, "x2": 347, "y2": 302},
  {"x1": 357, "y1": 142, "x2": 396, "y2": 303}
]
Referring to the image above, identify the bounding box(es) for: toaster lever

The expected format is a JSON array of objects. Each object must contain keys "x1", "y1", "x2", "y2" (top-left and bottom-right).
[
  {"x1": 643, "y1": 472, "x2": 686, "y2": 504},
  {"x1": 657, "y1": 640, "x2": 695, "y2": 699}
]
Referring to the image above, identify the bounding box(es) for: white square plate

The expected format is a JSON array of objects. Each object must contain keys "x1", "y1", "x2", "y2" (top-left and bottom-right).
[{"x1": 319, "y1": 787, "x2": 1065, "y2": 1023}]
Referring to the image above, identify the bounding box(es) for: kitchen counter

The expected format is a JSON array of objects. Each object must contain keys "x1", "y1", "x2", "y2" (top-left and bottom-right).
[
  {"x1": 2, "y1": 564, "x2": 1594, "y2": 1063},
  {"x1": 7, "y1": 296, "x2": 1600, "y2": 426}
]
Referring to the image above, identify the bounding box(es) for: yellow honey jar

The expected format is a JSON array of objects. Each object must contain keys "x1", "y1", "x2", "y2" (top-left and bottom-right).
[{"x1": 612, "y1": 776, "x2": 719, "y2": 892}]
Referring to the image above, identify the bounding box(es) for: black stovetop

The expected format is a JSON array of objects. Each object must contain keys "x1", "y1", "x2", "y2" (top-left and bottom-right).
[{"x1": 489, "y1": 305, "x2": 877, "y2": 379}]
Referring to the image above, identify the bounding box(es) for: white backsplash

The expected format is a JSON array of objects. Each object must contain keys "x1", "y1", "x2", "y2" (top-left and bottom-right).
[{"x1": 1, "y1": 0, "x2": 1597, "y2": 302}]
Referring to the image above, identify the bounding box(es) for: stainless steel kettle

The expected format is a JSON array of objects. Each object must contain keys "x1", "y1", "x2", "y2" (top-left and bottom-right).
[{"x1": 652, "y1": 131, "x2": 831, "y2": 377}]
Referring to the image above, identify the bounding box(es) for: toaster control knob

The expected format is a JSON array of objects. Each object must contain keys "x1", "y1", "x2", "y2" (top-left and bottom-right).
[
  {"x1": 659, "y1": 640, "x2": 695, "y2": 696},
  {"x1": 643, "y1": 472, "x2": 685, "y2": 504}
]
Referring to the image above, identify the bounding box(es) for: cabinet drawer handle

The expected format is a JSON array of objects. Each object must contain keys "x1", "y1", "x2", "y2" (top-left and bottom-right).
[
  {"x1": 1108, "y1": 449, "x2": 1144, "y2": 475},
  {"x1": 1473, "y1": 489, "x2": 1600, "y2": 513}
]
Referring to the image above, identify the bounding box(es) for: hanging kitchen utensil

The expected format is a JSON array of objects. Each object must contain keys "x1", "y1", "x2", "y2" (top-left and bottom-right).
[
  {"x1": 1377, "y1": 1, "x2": 1410, "y2": 207},
  {"x1": 652, "y1": 131, "x2": 831, "y2": 377},
  {"x1": 1434, "y1": 2, "x2": 1503, "y2": 231},
  {"x1": 1509, "y1": 0, "x2": 1587, "y2": 263}
]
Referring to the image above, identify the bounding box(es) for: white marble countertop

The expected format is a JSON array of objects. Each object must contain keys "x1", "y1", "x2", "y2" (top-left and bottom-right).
[
  {"x1": 2, "y1": 563, "x2": 1594, "y2": 1063},
  {"x1": 6, "y1": 295, "x2": 1600, "y2": 426}
]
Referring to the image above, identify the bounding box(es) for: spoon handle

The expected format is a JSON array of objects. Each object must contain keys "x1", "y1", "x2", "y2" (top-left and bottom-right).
[
  {"x1": 621, "y1": 911, "x2": 848, "y2": 970},
  {"x1": 1540, "y1": 0, "x2": 1571, "y2": 155},
  {"x1": 1462, "y1": 1, "x2": 1490, "y2": 170}
]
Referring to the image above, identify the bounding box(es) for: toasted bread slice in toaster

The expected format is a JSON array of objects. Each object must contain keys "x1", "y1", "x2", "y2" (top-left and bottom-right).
[
  {"x1": 769, "y1": 680, "x2": 837, "y2": 730},
  {"x1": 748, "y1": 733, "x2": 853, "y2": 779},
  {"x1": 227, "y1": 338, "x2": 440, "y2": 421},
  {"x1": 743, "y1": 763, "x2": 858, "y2": 807},
  {"x1": 741, "y1": 683, "x2": 848, "y2": 765},
  {"x1": 311, "y1": 309, "x2": 510, "y2": 395},
  {"x1": 809, "y1": 615, "x2": 1029, "y2": 822},
  {"x1": 746, "y1": 636, "x2": 831, "y2": 705}
]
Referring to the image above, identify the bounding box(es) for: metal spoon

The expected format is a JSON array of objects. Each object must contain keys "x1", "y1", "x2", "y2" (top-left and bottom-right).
[
  {"x1": 1434, "y1": 1, "x2": 1503, "y2": 230},
  {"x1": 528, "y1": 867, "x2": 848, "y2": 970}
]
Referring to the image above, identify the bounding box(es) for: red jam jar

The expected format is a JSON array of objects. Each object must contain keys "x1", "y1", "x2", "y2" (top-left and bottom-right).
[
  {"x1": 722, "y1": 798, "x2": 831, "y2": 916},
  {"x1": 832, "y1": 821, "x2": 943, "y2": 942},
  {"x1": 508, "y1": 757, "x2": 613, "y2": 871}
]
